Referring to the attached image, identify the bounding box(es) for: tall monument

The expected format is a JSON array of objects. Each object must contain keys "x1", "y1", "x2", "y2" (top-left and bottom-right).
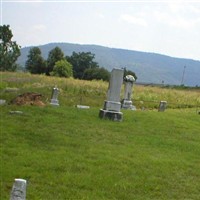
[{"x1": 99, "y1": 68, "x2": 124, "y2": 121}]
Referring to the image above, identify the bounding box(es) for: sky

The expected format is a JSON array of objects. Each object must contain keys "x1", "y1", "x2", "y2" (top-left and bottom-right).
[{"x1": 1, "y1": 0, "x2": 200, "y2": 61}]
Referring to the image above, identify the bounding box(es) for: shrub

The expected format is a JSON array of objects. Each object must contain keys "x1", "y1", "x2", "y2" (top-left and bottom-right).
[{"x1": 51, "y1": 59, "x2": 73, "y2": 78}]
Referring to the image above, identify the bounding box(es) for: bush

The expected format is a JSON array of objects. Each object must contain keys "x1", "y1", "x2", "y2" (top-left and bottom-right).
[
  {"x1": 83, "y1": 67, "x2": 110, "y2": 81},
  {"x1": 51, "y1": 59, "x2": 73, "y2": 78}
]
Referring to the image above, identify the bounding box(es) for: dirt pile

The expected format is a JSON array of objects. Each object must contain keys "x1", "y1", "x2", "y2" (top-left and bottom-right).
[{"x1": 11, "y1": 92, "x2": 45, "y2": 106}]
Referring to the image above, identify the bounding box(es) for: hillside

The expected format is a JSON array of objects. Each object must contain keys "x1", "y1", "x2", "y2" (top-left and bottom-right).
[
  {"x1": 17, "y1": 43, "x2": 200, "y2": 86},
  {"x1": 1, "y1": 72, "x2": 200, "y2": 199}
]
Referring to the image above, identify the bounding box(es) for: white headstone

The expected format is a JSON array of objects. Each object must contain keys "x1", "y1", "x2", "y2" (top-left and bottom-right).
[
  {"x1": 50, "y1": 86, "x2": 59, "y2": 106},
  {"x1": 10, "y1": 179, "x2": 27, "y2": 200},
  {"x1": 158, "y1": 101, "x2": 167, "y2": 112},
  {"x1": 104, "y1": 68, "x2": 124, "y2": 112},
  {"x1": 123, "y1": 75, "x2": 135, "y2": 100},
  {"x1": 99, "y1": 68, "x2": 124, "y2": 121},
  {"x1": 107, "y1": 68, "x2": 124, "y2": 102},
  {"x1": 76, "y1": 105, "x2": 90, "y2": 109},
  {"x1": 0, "y1": 99, "x2": 6, "y2": 105},
  {"x1": 121, "y1": 75, "x2": 136, "y2": 110}
]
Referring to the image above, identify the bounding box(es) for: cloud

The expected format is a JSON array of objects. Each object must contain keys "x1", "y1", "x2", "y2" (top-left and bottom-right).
[
  {"x1": 155, "y1": 2, "x2": 200, "y2": 29},
  {"x1": 96, "y1": 13, "x2": 105, "y2": 19},
  {"x1": 173, "y1": 17, "x2": 200, "y2": 29},
  {"x1": 120, "y1": 14, "x2": 147, "y2": 27},
  {"x1": 153, "y1": 10, "x2": 200, "y2": 29},
  {"x1": 168, "y1": 2, "x2": 200, "y2": 15},
  {"x1": 19, "y1": 24, "x2": 47, "y2": 46},
  {"x1": 188, "y1": 4, "x2": 200, "y2": 14},
  {"x1": 32, "y1": 24, "x2": 46, "y2": 32}
]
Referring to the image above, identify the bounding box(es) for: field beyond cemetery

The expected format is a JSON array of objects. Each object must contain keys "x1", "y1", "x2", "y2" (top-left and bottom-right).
[{"x1": 1, "y1": 72, "x2": 200, "y2": 199}]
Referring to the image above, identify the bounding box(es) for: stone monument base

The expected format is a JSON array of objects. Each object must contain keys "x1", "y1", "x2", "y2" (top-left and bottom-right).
[
  {"x1": 103, "y1": 100, "x2": 121, "y2": 112},
  {"x1": 99, "y1": 109, "x2": 123, "y2": 122},
  {"x1": 121, "y1": 100, "x2": 136, "y2": 110},
  {"x1": 50, "y1": 99, "x2": 59, "y2": 106}
]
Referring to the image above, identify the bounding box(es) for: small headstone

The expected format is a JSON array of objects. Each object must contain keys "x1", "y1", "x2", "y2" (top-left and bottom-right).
[
  {"x1": 99, "y1": 68, "x2": 124, "y2": 121},
  {"x1": 10, "y1": 178, "x2": 27, "y2": 200},
  {"x1": 0, "y1": 99, "x2": 6, "y2": 105},
  {"x1": 5, "y1": 88, "x2": 19, "y2": 92},
  {"x1": 50, "y1": 86, "x2": 59, "y2": 106},
  {"x1": 121, "y1": 75, "x2": 136, "y2": 110},
  {"x1": 76, "y1": 105, "x2": 90, "y2": 109},
  {"x1": 9, "y1": 111, "x2": 23, "y2": 115},
  {"x1": 158, "y1": 101, "x2": 167, "y2": 112}
]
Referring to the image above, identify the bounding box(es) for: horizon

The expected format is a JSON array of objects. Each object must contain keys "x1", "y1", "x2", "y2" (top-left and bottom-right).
[{"x1": 21, "y1": 41, "x2": 200, "y2": 61}]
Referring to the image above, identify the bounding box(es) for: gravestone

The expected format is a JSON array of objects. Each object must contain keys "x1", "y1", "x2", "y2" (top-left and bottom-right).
[
  {"x1": 121, "y1": 75, "x2": 136, "y2": 110},
  {"x1": 99, "y1": 68, "x2": 124, "y2": 121},
  {"x1": 158, "y1": 101, "x2": 167, "y2": 112},
  {"x1": 10, "y1": 179, "x2": 27, "y2": 200},
  {"x1": 50, "y1": 86, "x2": 59, "y2": 106},
  {"x1": 0, "y1": 99, "x2": 6, "y2": 105},
  {"x1": 76, "y1": 105, "x2": 90, "y2": 109},
  {"x1": 9, "y1": 111, "x2": 23, "y2": 115},
  {"x1": 5, "y1": 88, "x2": 19, "y2": 92}
]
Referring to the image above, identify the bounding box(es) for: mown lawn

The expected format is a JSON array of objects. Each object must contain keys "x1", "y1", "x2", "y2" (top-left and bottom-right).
[{"x1": 1, "y1": 105, "x2": 200, "y2": 199}]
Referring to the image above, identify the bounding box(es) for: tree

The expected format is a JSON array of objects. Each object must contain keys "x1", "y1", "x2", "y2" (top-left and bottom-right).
[
  {"x1": 0, "y1": 25, "x2": 21, "y2": 71},
  {"x1": 46, "y1": 47, "x2": 64, "y2": 75},
  {"x1": 66, "y1": 51, "x2": 99, "y2": 79},
  {"x1": 25, "y1": 47, "x2": 46, "y2": 74},
  {"x1": 84, "y1": 67, "x2": 110, "y2": 81},
  {"x1": 123, "y1": 67, "x2": 137, "y2": 80},
  {"x1": 51, "y1": 59, "x2": 73, "y2": 78}
]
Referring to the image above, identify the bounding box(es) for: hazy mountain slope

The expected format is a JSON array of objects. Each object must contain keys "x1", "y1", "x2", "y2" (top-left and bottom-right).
[{"x1": 17, "y1": 42, "x2": 200, "y2": 86}]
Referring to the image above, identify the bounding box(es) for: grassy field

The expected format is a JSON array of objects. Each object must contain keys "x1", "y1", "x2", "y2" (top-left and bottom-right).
[
  {"x1": 1, "y1": 72, "x2": 200, "y2": 199},
  {"x1": 1, "y1": 72, "x2": 200, "y2": 109}
]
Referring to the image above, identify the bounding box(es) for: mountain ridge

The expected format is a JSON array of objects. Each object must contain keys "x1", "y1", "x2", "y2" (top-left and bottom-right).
[{"x1": 17, "y1": 42, "x2": 200, "y2": 86}]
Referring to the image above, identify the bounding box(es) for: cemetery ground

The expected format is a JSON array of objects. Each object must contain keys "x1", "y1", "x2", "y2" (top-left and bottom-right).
[{"x1": 1, "y1": 72, "x2": 200, "y2": 199}]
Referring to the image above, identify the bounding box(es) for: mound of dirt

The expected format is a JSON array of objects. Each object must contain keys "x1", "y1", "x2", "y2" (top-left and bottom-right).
[{"x1": 11, "y1": 92, "x2": 45, "y2": 106}]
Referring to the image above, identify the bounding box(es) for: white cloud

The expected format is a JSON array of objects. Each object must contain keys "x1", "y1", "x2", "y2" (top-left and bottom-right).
[
  {"x1": 96, "y1": 13, "x2": 105, "y2": 19},
  {"x1": 32, "y1": 24, "x2": 46, "y2": 32},
  {"x1": 188, "y1": 4, "x2": 200, "y2": 14},
  {"x1": 120, "y1": 14, "x2": 147, "y2": 27},
  {"x1": 172, "y1": 17, "x2": 200, "y2": 29},
  {"x1": 153, "y1": 10, "x2": 200, "y2": 29},
  {"x1": 168, "y1": 2, "x2": 200, "y2": 15},
  {"x1": 18, "y1": 24, "x2": 47, "y2": 46}
]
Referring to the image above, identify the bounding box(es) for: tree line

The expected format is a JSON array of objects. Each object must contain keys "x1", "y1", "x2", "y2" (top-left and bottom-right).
[
  {"x1": 0, "y1": 24, "x2": 137, "y2": 81},
  {"x1": 25, "y1": 46, "x2": 111, "y2": 81}
]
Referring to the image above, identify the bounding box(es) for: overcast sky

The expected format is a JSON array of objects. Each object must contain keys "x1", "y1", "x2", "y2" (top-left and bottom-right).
[{"x1": 1, "y1": 0, "x2": 200, "y2": 60}]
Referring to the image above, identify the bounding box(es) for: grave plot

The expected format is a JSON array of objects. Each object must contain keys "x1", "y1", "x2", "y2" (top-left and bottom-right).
[{"x1": 10, "y1": 92, "x2": 45, "y2": 106}]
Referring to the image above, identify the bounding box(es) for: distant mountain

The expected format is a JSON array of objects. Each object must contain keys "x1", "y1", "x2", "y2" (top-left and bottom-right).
[{"x1": 17, "y1": 42, "x2": 200, "y2": 86}]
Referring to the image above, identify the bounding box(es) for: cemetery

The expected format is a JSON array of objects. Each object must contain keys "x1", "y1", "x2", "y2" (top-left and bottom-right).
[{"x1": 1, "y1": 71, "x2": 200, "y2": 199}]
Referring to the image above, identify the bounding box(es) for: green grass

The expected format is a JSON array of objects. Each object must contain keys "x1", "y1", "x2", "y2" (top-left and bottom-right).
[
  {"x1": 1, "y1": 105, "x2": 200, "y2": 199},
  {"x1": 1, "y1": 72, "x2": 200, "y2": 199}
]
